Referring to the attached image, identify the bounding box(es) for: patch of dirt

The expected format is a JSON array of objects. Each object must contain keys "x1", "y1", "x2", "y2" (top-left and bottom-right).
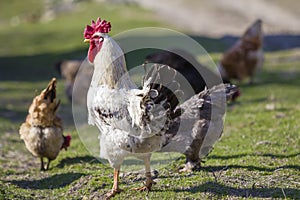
[
  {"x1": 1, "y1": 150, "x2": 38, "y2": 175},
  {"x1": 209, "y1": 168, "x2": 300, "y2": 198},
  {"x1": 67, "y1": 175, "x2": 108, "y2": 199},
  {"x1": 67, "y1": 175, "x2": 93, "y2": 195},
  {"x1": 120, "y1": 169, "x2": 159, "y2": 183}
]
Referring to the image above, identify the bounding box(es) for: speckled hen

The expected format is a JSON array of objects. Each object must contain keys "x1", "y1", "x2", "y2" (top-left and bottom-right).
[{"x1": 19, "y1": 78, "x2": 71, "y2": 171}]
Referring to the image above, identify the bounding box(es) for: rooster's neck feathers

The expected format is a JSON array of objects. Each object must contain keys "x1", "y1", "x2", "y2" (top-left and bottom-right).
[{"x1": 91, "y1": 35, "x2": 135, "y2": 89}]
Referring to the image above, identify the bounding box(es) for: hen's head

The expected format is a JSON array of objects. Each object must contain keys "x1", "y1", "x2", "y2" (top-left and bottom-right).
[
  {"x1": 84, "y1": 18, "x2": 111, "y2": 63},
  {"x1": 61, "y1": 134, "x2": 71, "y2": 150}
]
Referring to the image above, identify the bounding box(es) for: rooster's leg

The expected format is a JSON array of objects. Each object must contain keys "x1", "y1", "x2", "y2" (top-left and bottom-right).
[
  {"x1": 40, "y1": 157, "x2": 45, "y2": 171},
  {"x1": 144, "y1": 156, "x2": 154, "y2": 191},
  {"x1": 133, "y1": 154, "x2": 155, "y2": 192},
  {"x1": 106, "y1": 168, "x2": 123, "y2": 199}
]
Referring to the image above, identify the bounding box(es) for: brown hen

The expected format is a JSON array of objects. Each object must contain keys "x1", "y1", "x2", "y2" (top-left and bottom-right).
[
  {"x1": 219, "y1": 19, "x2": 264, "y2": 83},
  {"x1": 19, "y1": 78, "x2": 71, "y2": 171}
]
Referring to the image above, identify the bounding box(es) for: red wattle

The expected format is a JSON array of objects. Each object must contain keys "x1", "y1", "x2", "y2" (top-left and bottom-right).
[
  {"x1": 88, "y1": 44, "x2": 97, "y2": 63},
  {"x1": 88, "y1": 41, "x2": 103, "y2": 64}
]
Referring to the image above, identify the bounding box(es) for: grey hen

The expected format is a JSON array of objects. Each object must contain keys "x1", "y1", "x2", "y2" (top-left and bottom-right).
[{"x1": 161, "y1": 84, "x2": 238, "y2": 171}]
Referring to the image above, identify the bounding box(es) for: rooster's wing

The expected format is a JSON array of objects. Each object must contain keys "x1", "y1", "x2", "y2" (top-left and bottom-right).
[{"x1": 88, "y1": 64, "x2": 183, "y2": 141}]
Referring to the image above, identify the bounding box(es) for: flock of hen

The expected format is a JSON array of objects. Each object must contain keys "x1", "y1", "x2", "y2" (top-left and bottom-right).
[{"x1": 19, "y1": 18, "x2": 263, "y2": 199}]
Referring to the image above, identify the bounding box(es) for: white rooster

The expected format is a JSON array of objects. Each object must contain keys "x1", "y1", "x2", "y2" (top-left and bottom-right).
[{"x1": 83, "y1": 18, "x2": 237, "y2": 198}]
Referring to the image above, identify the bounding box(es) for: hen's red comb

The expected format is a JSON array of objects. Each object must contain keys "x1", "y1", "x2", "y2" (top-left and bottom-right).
[
  {"x1": 84, "y1": 18, "x2": 111, "y2": 39},
  {"x1": 64, "y1": 135, "x2": 71, "y2": 147}
]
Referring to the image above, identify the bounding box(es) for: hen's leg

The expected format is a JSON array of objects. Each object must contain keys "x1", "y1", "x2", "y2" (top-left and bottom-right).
[
  {"x1": 45, "y1": 158, "x2": 51, "y2": 170},
  {"x1": 133, "y1": 154, "x2": 154, "y2": 191},
  {"x1": 106, "y1": 168, "x2": 123, "y2": 199},
  {"x1": 180, "y1": 138, "x2": 202, "y2": 172},
  {"x1": 179, "y1": 158, "x2": 201, "y2": 172},
  {"x1": 40, "y1": 157, "x2": 45, "y2": 171}
]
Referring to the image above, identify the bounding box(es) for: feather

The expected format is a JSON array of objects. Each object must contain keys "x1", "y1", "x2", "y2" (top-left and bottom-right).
[{"x1": 89, "y1": 64, "x2": 182, "y2": 141}]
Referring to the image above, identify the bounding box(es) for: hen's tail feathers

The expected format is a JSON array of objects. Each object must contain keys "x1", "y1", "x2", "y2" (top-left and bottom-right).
[
  {"x1": 193, "y1": 84, "x2": 238, "y2": 158},
  {"x1": 242, "y1": 19, "x2": 263, "y2": 48},
  {"x1": 44, "y1": 78, "x2": 57, "y2": 102},
  {"x1": 27, "y1": 78, "x2": 62, "y2": 127},
  {"x1": 47, "y1": 78, "x2": 61, "y2": 111}
]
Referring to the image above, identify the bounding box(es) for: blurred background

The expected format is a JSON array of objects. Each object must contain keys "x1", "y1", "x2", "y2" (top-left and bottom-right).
[{"x1": 0, "y1": 0, "x2": 299, "y2": 81}]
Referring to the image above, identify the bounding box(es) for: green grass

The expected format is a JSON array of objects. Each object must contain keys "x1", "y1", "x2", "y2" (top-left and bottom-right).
[
  {"x1": 0, "y1": 1, "x2": 166, "y2": 81},
  {"x1": 1, "y1": 1, "x2": 300, "y2": 199}
]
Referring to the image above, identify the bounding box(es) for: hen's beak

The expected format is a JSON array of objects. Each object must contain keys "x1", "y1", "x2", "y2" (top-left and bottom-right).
[{"x1": 84, "y1": 39, "x2": 90, "y2": 43}]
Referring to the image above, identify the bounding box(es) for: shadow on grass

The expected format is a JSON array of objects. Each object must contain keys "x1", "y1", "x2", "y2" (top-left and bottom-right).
[
  {"x1": 173, "y1": 181, "x2": 300, "y2": 199},
  {"x1": 201, "y1": 164, "x2": 300, "y2": 173},
  {"x1": 239, "y1": 70, "x2": 300, "y2": 88},
  {"x1": 0, "y1": 48, "x2": 86, "y2": 82},
  {"x1": 57, "y1": 155, "x2": 100, "y2": 168},
  {"x1": 203, "y1": 152, "x2": 300, "y2": 172},
  {"x1": 208, "y1": 152, "x2": 300, "y2": 160},
  {"x1": 8, "y1": 172, "x2": 85, "y2": 189},
  {"x1": 0, "y1": 108, "x2": 27, "y2": 124},
  {"x1": 0, "y1": 101, "x2": 74, "y2": 133}
]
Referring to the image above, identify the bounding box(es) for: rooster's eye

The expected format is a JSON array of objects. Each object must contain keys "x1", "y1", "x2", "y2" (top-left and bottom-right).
[{"x1": 92, "y1": 35, "x2": 104, "y2": 42}]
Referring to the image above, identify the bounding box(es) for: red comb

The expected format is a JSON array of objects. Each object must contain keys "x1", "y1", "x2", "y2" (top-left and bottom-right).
[{"x1": 84, "y1": 18, "x2": 111, "y2": 39}]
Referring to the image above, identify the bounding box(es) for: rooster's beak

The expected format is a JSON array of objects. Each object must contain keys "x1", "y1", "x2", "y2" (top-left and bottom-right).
[{"x1": 84, "y1": 39, "x2": 90, "y2": 43}]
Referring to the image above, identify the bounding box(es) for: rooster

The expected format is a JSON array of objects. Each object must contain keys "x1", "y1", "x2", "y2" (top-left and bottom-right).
[
  {"x1": 83, "y1": 18, "x2": 238, "y2": 198},
  {"x1": 219, "y1": 19, "x2": 264, "y2": 83},
  {"x1": 19, "y1": 78, "x2": 71, "y2": 171}
]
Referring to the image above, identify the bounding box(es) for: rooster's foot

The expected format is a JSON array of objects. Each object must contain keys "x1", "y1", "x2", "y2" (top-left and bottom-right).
[
  {"x1": 132, "y1": 179, "x2": 155, "y2": 192},
  {"x1": 105, "y1": 188, "x2": 123, "y2": 199}
]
